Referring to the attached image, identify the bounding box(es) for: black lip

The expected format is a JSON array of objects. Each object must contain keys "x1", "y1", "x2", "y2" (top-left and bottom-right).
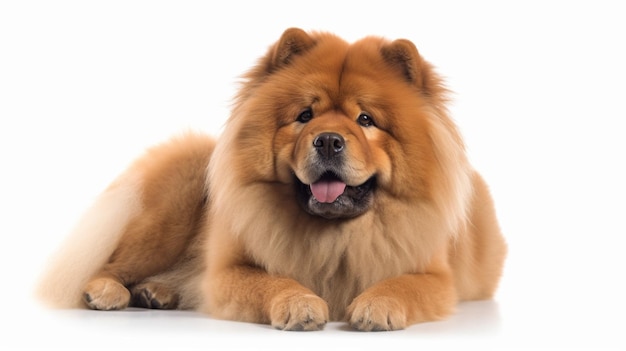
[
  {"x1": 314, "y1": 171, "x2": 342, "y2": 183},
  {"x1": 294, "y1": 174, "x2": 376, "y2": 219}
]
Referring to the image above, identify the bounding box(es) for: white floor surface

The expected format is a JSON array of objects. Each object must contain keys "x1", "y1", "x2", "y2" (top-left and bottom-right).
[{"x1": 2, "y1": 1, "x2": 626, "y2": 350}]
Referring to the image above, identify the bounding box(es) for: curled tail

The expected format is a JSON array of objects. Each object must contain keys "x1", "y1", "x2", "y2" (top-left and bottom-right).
[
  {"x1": 35, "y1": 131, "x2": 215, "y2": 309},
  {"x1": 35, "y1": 171, "x2": 143, "y2": 308}
]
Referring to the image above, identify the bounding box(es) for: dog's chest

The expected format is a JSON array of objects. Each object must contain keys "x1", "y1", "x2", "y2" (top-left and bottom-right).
[{"x1": 260, "y1": 221, "x2": 424, "y2": 319}]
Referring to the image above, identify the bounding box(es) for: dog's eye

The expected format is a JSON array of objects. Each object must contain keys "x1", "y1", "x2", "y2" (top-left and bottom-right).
[
  {"x1": 357, "y1": 113, "x2": 375, "y2": 127},
  {"x1": 296, "y1": 108, "x2": 313, "y2": 123}
]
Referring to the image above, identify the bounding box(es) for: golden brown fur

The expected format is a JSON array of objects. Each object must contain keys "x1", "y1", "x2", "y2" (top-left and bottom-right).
[{"x1": 36, "y1": 28, "x2": 506, "y2": 331}]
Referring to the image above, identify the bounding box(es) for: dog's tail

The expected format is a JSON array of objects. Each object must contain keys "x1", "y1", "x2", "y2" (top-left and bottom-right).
[{"x1": 34, "y1": 171, "x2": 143, "y2": 309}]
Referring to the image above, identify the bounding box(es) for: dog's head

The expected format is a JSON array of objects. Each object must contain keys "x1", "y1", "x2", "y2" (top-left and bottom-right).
[{"x1": 212, "y1": 28, "x2": 469, "y2": 222}]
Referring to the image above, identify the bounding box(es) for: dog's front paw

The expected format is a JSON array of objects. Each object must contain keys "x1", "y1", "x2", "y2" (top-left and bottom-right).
[
  {"x1": 346, "y1": 295, "x2": 407, "y2": 331},
  {"x1": 83, "y1": 278, "x2": 130, "y2": 310},
  {"x1": 269, "y1": 293, "x2": 329, "y2": 331}
]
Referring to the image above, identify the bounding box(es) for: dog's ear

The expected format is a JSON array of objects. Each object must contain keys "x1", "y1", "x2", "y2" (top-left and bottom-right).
[
  {"x1": 381, "y1": 39, "x2": 439, "y2": 96},
  {"x1": 245, "y1": 28, "x2": 315, "y2": 82},
  {"x1": 237, "y1": 28, "x2": 317, "y2": 102},
  {"x1": 271, "y1": 27, "x2": 315, "y2": 68}
]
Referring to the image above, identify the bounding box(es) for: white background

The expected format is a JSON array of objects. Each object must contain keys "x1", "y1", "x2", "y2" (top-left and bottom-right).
[{"x1": 1, "y1": 1, "x2": 625, "y2": 350}]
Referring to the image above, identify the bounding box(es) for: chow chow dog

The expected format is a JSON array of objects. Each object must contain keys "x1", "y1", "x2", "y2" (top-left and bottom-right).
[{"x1": 37, "y1": 28, "x2": 507, "y2": 331}]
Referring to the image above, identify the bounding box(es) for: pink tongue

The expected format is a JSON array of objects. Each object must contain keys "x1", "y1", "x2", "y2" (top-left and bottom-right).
[{"x1": 310, "y1": 179, "x2": 347, "y2": 203}]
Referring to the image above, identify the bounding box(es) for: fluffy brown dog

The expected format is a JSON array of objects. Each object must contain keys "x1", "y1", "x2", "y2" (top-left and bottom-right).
[{"x1": 37, "y1": 28, "x2": 507, "y2": 331}]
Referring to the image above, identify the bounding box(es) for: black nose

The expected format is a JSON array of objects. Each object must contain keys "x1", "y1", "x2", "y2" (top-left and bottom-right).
[{"x1": 313, "y1": 132, "x2": 345, "y2": 159}]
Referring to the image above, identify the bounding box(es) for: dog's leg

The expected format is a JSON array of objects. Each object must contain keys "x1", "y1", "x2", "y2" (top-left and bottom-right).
[
  {"x1": 130, "y1": 234, "x2": 206, "y2": 310},
  {"x1": 202, "y1": 234, "x2": 329, "y2": 331},
  {"x1": 82, "y1": 133, "x2": 215, "y2": 311},
  {"x1": 82, "y1": 214, "x2": 199, "y2": 310},
  {"x1": 206, "y1": 265, "x2": 329, "y2": 331},
  {"x1": 346, "y1": 252, "x2": 456, "y2": 331},
  {"x1": 449, "y1": 171, "x2": 507, "y2": 301}
]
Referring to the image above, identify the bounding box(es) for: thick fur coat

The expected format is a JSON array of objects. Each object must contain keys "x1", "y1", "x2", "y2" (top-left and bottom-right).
[{"x1": 37, "y1": 28, "x2": 507, "y2": 331}]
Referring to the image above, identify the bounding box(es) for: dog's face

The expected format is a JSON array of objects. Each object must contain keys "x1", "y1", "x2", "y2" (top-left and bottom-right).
[
  {"x1": 289, "y1": 109, "x2": 379, "y2": 219},
  {"x1": 223, "y1": 29, "x2": 456, "y2": 220}
]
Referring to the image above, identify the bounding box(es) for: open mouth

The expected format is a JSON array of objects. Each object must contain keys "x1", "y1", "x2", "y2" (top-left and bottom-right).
[
  {"x1": 295, "y1": 171, "x2": 376, "y2": 219},
  {"x1": 310, "y1": 172, "x2": 348, "y2": 203}
]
